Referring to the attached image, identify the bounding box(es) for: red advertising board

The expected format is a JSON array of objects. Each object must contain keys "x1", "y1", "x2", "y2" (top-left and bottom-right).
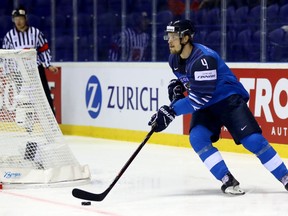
[
  {"x1": 45, "y1": 67, "x2": 62, "y2": 123},
  {"x1": 183, "y1": 68, "x2": 288, "y2": 145}
]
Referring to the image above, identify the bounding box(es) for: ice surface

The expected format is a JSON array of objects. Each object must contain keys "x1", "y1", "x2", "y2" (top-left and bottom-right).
[{"x1": 1, "y1": 135, "x2": 288, "y2": 216}]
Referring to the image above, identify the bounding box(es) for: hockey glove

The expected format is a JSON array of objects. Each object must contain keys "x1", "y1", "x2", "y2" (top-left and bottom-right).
[
  {"x1": 148, "y1": 105, "x2": 175, "y2": 132},
  {"x1": 168, "y1": 79, "x2": 186, "y2": 103}
]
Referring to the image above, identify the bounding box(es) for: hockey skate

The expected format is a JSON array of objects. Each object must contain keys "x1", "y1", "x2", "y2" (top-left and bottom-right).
[
  {"x1": 221, "y1": 172, "x2": 245, "y2": 195},
  {"x1": 281, "y1": 174, "x2": 288, "y2": 191}
]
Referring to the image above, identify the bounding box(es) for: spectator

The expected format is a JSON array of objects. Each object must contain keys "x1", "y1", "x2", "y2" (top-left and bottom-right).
[
  {"x1": 167, "y1": 0, "x2": 201, "y2": 19},
  {"x1": 2, "y1": 6, "x2": 58, "y2": 114},
  {"x1": 108, "y1": 11, "x2": 150, "y2": 61}
]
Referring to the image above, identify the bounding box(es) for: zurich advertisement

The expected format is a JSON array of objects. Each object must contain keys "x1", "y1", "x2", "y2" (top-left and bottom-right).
[
  {"x1": 85, "y1": 75, "x2": 102, "y2": 119},
  {"x1": 61, "y1": 63, "x2": 182, "y2": 133}
]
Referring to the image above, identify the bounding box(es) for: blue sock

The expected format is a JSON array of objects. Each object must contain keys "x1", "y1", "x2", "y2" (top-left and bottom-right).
[
  {"x1": 190, "y1": 125, "x2": 229, "y2": 180},
  {"x1": 241, "y1": 133, "x2": 288, "y2": 181}
]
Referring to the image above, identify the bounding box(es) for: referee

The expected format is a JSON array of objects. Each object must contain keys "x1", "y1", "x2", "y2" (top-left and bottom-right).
[
  {"x1": 2, "y1": 6, "x2": 58, "y2": 115},
  {"x1": 108, "y1": 11, "x2": 150, "y2": 61}
]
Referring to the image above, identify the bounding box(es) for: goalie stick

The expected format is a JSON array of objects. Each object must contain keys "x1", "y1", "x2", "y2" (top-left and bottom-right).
[{"x1": 72, "y1": 127, "x2": 155, "y2": 201}]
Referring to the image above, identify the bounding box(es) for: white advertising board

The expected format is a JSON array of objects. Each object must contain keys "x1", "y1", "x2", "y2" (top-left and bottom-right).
[{"x1": 60, "y1": 62, "x2": 183, "y2": 134}]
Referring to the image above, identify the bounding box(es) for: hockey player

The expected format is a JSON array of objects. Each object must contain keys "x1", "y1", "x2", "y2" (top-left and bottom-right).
[{"x1": 148, "y1": 19, "x2": 288, "y2": 195}]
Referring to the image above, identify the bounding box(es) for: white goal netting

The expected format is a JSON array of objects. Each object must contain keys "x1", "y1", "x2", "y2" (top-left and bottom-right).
[{"x1": 0, "y1": 49, "x2": 90, "y2": 185}]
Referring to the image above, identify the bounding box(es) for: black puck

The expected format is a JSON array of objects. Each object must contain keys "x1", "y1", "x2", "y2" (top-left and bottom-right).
[{"x1": 81, "y1": 201, "x2": 91, "y2": 206}]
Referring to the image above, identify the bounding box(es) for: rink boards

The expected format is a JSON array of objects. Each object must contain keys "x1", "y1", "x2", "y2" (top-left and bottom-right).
[{"x1": 44, "y1": 62, "x2": 288, "y2": 157}]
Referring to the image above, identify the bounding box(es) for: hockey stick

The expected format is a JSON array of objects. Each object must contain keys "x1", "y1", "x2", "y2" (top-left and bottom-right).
[{"x1": 72, "y1": 127, "x2": 155, "y2": 201}]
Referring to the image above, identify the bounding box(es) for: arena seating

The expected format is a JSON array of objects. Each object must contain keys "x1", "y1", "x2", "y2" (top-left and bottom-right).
[{"x1": 1, "y1": 1, "x2": 288, "y2": 62}]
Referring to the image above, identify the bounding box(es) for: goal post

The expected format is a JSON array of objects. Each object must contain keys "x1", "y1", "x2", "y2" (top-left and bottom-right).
[{"x1": 0, "y1": 49, "x2": 90, "y2": 186}]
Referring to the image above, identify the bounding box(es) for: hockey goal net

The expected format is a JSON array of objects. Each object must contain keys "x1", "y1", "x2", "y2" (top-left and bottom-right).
[{"x1": 0, "y1": 49, "x2": 90, "y2": 186}]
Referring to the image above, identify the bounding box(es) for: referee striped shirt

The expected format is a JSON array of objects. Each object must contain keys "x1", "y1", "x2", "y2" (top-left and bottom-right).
[
  {"x1": 108, "y1": 27, "x2": 150, "y2": 61},
  {"x1": 2, "y1": 26, "x2": 52, "y2": 67}
]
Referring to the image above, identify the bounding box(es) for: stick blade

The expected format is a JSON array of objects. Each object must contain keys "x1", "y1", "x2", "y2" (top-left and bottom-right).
[{"x1": 72, "y1": 188, "x2": 106, "y2": 202}]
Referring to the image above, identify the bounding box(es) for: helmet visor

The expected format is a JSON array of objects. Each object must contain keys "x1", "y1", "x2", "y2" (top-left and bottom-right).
[
  {"x1": 163, "y1": 25, "x2": 181, "y2": 40},
  {"x1": 163, "y1": 33, "x2": 180, "y2": 41}
]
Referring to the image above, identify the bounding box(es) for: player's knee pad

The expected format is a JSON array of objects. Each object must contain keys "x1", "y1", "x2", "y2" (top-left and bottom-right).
[
  {"x1": 241, "y1": 133, "x2": 270, "y2": 155},
  {"x1": 189, "y1": 125, "x2": 213, "y2": 153}
]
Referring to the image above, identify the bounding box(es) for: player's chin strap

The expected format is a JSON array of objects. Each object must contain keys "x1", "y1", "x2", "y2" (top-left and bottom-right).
[{"x1": 178, "y1": 40, "x2": 190, "y2": 55}]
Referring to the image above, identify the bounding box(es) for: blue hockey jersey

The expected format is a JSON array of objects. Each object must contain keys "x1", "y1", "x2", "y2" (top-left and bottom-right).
[{"x1": 169, "y1": 43, "x2": 249, "y2": 116}]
